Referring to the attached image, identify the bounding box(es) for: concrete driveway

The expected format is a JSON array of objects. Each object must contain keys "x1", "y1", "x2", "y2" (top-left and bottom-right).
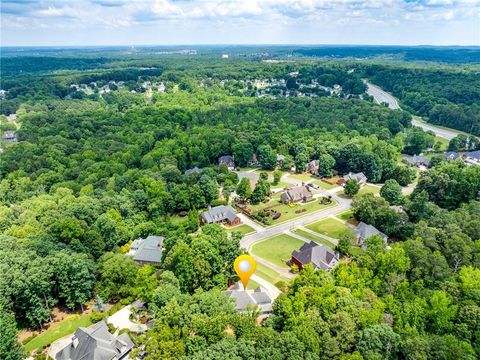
[{"x1": 107, "y1": 305, "x2": 147, "y2": 333}]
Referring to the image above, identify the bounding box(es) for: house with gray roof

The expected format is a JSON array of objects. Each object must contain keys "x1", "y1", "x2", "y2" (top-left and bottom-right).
[
  {"x1": 354, "y1": 222, "x2": 388, "y2": 249},
  {"x1": 291, "y1": 242, "x2": 339, "y2": 271},
  {"x1": 219, "y1": 155, "x2": 235, "y2": 170},
  {"x1": 444, "y1": 151, "x2": 460, "y2": 161},
  {"x1": 403, "y1": 154, "x2": 430, "y2": 169},
  {"x1": 307, "y1": 160, "x2": 320, "y2": 175},
  {"x1": 224, "y1": 284, "x2": 273, "y2": 314},
  {"x1": 55, "y1": 321, "x2": 134, "y2": 360},
  {"x1": 128, "y1": 235, "x2": 163, "y2": 265},
  {"x1": 2, "y1": 131, "x2": 17, "y2": 143},
  {"x1": 184, "y1": 166, "x2": 203, "y2": 176},
  {"x1": 280, "y1": 185, "x2": 313, "y2": 204},
  {"x1": 337, "y1": 172, "x2": 367, "y2": 186},
  {"x1": 200, "y1": 205, "x2": 241, "y2": 225},
  {"x1": 463, "y1": 150, "x2": 480, "y2": 165}
]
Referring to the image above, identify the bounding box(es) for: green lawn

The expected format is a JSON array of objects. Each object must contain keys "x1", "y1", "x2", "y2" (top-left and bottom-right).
[
  {"x1": 312, "y1": 178, "x2": 339, "y2": 190},
  {"x1": 251, "y1": 234, "x2": 304, "y2": 269},
  {"x1": 254, "y1": 262, "x2": 288, "y2": 286},
  {"x1": 271, "y1": 180, "x2": 289, "y2": 189},
  {"x1": 338, "y1": 184, "x2": 380, "y2": 197},
  {"x1": 292, "y1": 229, "x2": 335, "y2": 249},
  {"x1": 349, "y1": 246, "x2": 365, "y2": 256},
  {"x1": 246, "y1": 279, "x2": 260, "y2": 290},
  {"x1": 225, "y1": 223, "x2": 255, "y2": 236},
  {"x1": 336, "y1": 209, "x2": 354, "y2": 222},
  {"x1": 306, "y1": 218, "x2": 350, "y2": 239},
  {"x1": 249, "y1": 192, "x2": 337, "y2": 226},
  {"x1": 434, "y1": 136, "x2": 449, "y2": 151},
  {"x1": 287, "y1": 172, "x2": 314, "y2": 182},
  {"x1": 23, "y1": 314, "x2": 93, "y2": 353}
]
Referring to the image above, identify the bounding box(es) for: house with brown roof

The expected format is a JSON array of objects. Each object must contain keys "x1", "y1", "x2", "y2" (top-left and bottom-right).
[
  {"x1": 280, "y1": 185, "x2": 313, "y2": 204},
  {"x1": 219, "y1": 155, "x2": 235, "y2": 170},
  {"x1": 291, "y1": 242, "x2": 339, "y2": 271}
]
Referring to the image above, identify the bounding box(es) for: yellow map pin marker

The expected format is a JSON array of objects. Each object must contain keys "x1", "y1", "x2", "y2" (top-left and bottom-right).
[{"x1": 234, "y1": 254, "x2": 256, "y2": 290}]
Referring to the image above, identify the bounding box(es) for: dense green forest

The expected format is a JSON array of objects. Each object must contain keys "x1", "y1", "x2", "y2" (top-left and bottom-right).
[
  {"x1": 367, "y1": 65, "x2": 480, "y2": 135},
  {"x1": 0, "y1": 49, "x2": 479, "y2": 360}
]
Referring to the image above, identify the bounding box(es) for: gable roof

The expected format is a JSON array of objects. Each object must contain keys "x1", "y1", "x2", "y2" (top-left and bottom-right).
[
  {"x1": 200, "y1": 205, "x2": 238, "y2": 223},
  {"x1": 343, "y1": 172, "x2": 367, "y2": 183},
  {"x1": 464, "y1": 150, "x2": 480, "y2": 161},
  {"x1": 219, "y1": 155, "x2": 234, "y2": 165},
  {"x1": 404, "y1": 155, "x2": 430, "y2": 166},
  {"x1": 291, "y1": 242, "x2": 338, "y2": 271},
  {"x1": 132, "y1": 235, "x2": 164, "y2": 264},
  {"x1": 224, "y1": 285, "x2": 273, "y2": 313},
  {"x1": 55, "y1": 321, "x2": 134, "y2": 360},
  {"x1": 354, "y1": 222, "x2": 388, "y2": 246},
  {"x1": 280, "y1": 185, "x2": 312, "y2": 203},
  {"x1": 444, "y1": 151, "x2": 460, "y2": 160}
]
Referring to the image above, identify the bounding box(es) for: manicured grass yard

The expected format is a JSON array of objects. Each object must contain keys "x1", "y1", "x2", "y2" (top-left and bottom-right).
[
  {"x1": 225, "y1": 223, "x2": 255, "y2": 236},
  {"x1": 338, "y1": 184, "x2": 380, "y2": 197},
  {"x1": 251, "y1": 234, "x2": 304, "y2": 269},
  {"x1": 249, "y1": 193, "x2": 337, "y2": 226},
  {"x1": 287, "y1": 172, "x2": 314, "y2": 182},
  {"x1": 292, "y1": 229, "x2": 335, "y2": 249},
  {"x1": 271, "y1": 180, "x2": 289, "y2": 189},
  {"x1": 336, "y1": 209, "x2": 354, "y2": 221},
  {"x1": 312, "y1": 178, "x2": 339, "y2": 190},
  {"x1": 23, "y1": 314, "x2": 93, "y2": 353},
  {"x1": 306, "y1": 217, "x2": 350, "y2": 239},
  {"x1": 254, "y1": 262, "x2": 288, "y2": 286}
]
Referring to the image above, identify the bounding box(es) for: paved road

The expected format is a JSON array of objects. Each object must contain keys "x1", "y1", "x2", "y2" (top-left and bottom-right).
[
  {"x1": 241, "y1": 192, "x2": 351, "y2": 250},
  {"x1": 410, "y1": 118, "x2": 458, "y2": 140},
  {"x1": 365, "y1": 80, "x2": 460, "y2": 140},
  {"x1": 365, "y1": 81, "x2": 401, "y2": 110}
]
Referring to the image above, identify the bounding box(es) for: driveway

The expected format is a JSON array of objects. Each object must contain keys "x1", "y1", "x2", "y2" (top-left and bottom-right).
[
  {"x1": 107, "y1": 305, "x2": 147, "y2": 333},
  {"x1": 250, "y1": 274, "x2": 282, "y2": 300}
]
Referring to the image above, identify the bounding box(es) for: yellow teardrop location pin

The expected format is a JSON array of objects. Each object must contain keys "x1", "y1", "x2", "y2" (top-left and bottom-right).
[{"x1": 234, "y1": 254, "x2": 256, "y2": 290}]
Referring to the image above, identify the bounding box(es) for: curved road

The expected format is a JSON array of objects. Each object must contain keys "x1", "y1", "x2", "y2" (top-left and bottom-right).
[{"x1": 365, "y1": 80, "x2": 460, "y2": 140}]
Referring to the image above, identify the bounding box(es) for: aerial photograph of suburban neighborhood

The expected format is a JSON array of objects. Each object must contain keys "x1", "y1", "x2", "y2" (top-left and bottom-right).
[{"x1": 0, "y1": 0, "x2": 479, "y2": 359}]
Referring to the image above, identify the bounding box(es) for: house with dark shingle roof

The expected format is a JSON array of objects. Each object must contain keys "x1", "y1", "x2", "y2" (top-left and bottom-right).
[
  {"x1": 184, "y1": 166, "x2": 203, "y2": 176},
  {"x1": 337, "y1": 172, "x2": 367, "y2": 187},
  {"x1": 307, "y1": 160, "x2": 320, "y2": 175},
  {"x1": 2, "y1": 130, "x2": 17, "y2": 142},
  {"x1": 463, "y1": 150, "x2": 480, "y2": 165},
  {"x1": 403, "y1": 154, "x2": 430, "y2": 169},
  {"x1": 280, "y1": 185, "x2": 313, "y2": 204},
  {"x1": 55, "y1": 320, "x2": 134, "y2": 360},
  {"x1": 218, "y1": 155, "x2": 235, "y2": 170},
  {"x1": 224, "y1": 284, "x2": 273, "y2": 314},
  {"x1": 354, "y1": 222, "x2": 388, "y2": 249},
  {"x1": 200, "y1": 205, "x2": 241, "y2": 225},
  {"x1": 128, "y1": 235, "x2": 163, "y2": 265},
  {"x1": 444, "y1": 151, "x2": 460, "y2": 161},
  {"x1": 291, "y1": 242, "x2": 339, "y2": 271}
]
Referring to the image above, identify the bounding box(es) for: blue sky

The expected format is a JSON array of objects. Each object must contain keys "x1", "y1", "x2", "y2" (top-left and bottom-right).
[{"x1": 1, "y1": 0, "x2": 479, "y2": 46}]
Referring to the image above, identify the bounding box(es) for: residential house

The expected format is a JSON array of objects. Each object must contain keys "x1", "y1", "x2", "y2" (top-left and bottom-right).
[
  {"x1": 219, "y1": 155, "x2": 235, "y2": 170},
  {"x1": 280, "y1": 185, "x2": 313, "y2": 204},
  {"x1": 7, "y1": 114, "x2": 16, "y2": 121},
  {"x1": 354, "y1": 222, "x2": 388, "y2": 249},
  {"x1": 128, "y1": 235, "x2": 164, "y2": 265},
  {"x1": 224, "y1": 284, "x2": 273, "y2": 314},
  {"x1": 291, "y1": 242, "x2": 339, "y2": 271},
  {"x1": 200, "y1": 205, "x2": 241, "y2": 226},
  {"x1": 55, "y1": 321, "x2": 134, "y2": 360},
  {"x1": 337, "y1": 172, "x2": 367, "y2": 187},
  {"x1": 444, "y1": 151, "x2": 460, "y2": 161},
  {"x1": 403, "y1": 154, "x2": 430, "y2": 169},
  {"x1": 184, "y1": 166, "x2": 203, "y2": 176},
  {"x1": 276, "y1": 154, "x2": 285, "y2": 167},
  {"x1": 2, "y1": 131, "x2": 17, "y2": 142},
  {"x1": 248, "y1": 153, "x2": 259, "y2": 166},
  {"x1": 463, "y1": 150, "x2": 480, "y2": 165},
  {"x1": 307, "y1": 160, "x2": 320, "y2": 176}
]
